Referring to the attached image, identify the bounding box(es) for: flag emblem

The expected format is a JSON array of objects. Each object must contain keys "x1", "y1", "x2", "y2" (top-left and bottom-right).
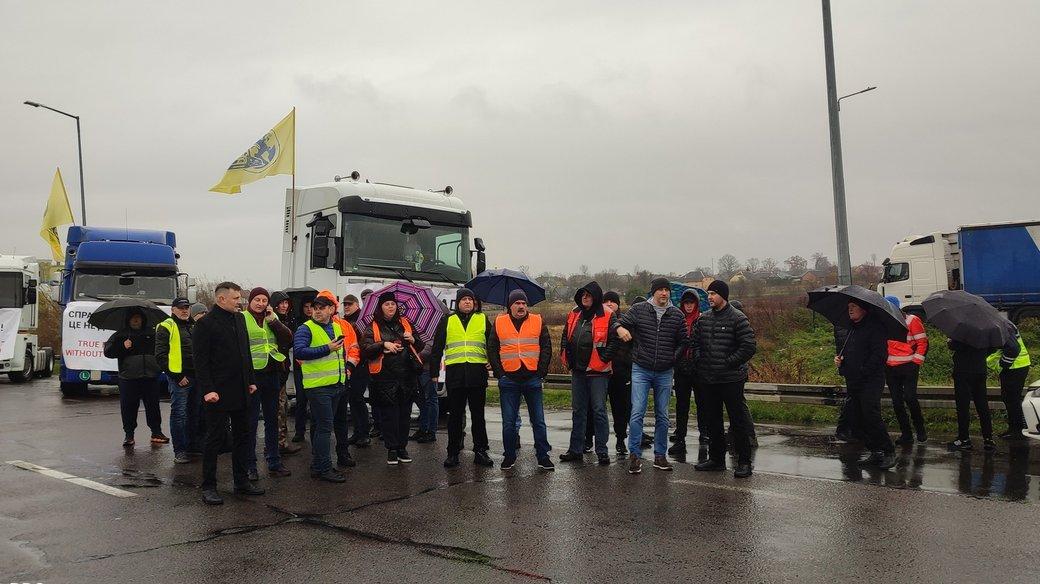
[{"x1": 227, "y1": 131, "x2": 280, "y2": 173}]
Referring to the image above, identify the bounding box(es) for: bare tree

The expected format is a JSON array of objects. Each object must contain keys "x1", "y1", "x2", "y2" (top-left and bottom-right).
[
  {"x1": 579, "y1": 264, "x2": 589, "y2": 277},
  {"x1": 716, "y1": 254, "x2": 740, "y2": 278},
  {"x1": 745, "y1": 257, "x2": 760, "y2": 273},
  {"x1": 518, "y1": 264, "x2": 531, "y2": 276},
  {"x1": 761, "y1": 257, "x2": 779, "y2": 275},
  {"x1": 785, "y1": 255, "x2": 808, "y2": 274},
  {"x1": 810, "y1": 253, "x2": 832, "y2": 271}
]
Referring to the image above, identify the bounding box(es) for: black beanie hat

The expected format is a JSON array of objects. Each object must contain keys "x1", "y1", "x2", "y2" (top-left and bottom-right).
[
  {"x1": 377, "y1": 291, "x2": 398, "y2": 306},
  {"x1": 603, "y1": 291, "x2": 621, "y2": 305},
  {"x1": 507, "y1": 289, "x2": 528, "y2": 306},
  {"x1": 649, "y1": 277, "x2": 670, "y2": 294},
  {"x1": 707, "y1": 279, "x2": 730, "y2": 301},
  {"x1": 456, "y1": 288, "x2": 476, "y2": 303}
]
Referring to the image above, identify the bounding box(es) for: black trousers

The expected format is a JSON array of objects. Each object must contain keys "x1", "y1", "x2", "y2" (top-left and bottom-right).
[
  {"x1": 845, "y1": 378, "x2": 895, "y2": 453},
  {"x1": 607, "y1": 369, "x2": 632, "y2": 441},
  {"x1": 201, "y1": 406, "x2": 251, "y2": 489},
  {"x1": 954, "y1": 371, "x2": 992, "y2": 440},
  {"x1": 702, "y1": 381, "x2": 754, "y2": 464},
  {"x1": 673, "y1": 371, "x2": 705, "y2": 440},
  {"x1": 885, "y1": 364, "x2": 926, "y2": 437},
  {"x1": 373, "y1": 380, "x2": 414, "y2": 451},
  {"x1": 1001, "y1": 367, "x2": 1030, "y2": 432},
  {"x1": 447, "y1": 384, "x2": 489, "y2": 454},
  {"x1": 119, "y1": 377, "x2": 162, "y2": 436}
]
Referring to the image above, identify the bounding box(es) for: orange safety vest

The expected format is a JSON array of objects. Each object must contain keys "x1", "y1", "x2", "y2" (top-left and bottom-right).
[
  {"x1": 494, "y1": 313, "x2": 543, "y2": 373},
  {"x1": 561, "y1": 308, "x2": 613, "y2": 373},
  {"x1": 887, "y1": 314, "x2": 928, "y2": 367},
  {"x1": 332, "y1": 316, "x2": 361, "y2": 368},
  {"x1": 369, "y1": 317, "x2": 423, "y2": 375}
]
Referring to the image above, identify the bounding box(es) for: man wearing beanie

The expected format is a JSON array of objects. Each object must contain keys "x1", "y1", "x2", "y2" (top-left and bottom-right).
[
  {"x1": 242, "y1": 287, "x2": 294, "y2": 481},
  {"x1": 691, "y1": 280, "x2": 758, "y2": 477},
  {"x1": 429, "y1": 288, "x2": 495, "y2": 468},
  {"x1": 615, "y1": 277, "x2": 687, "y2": 474},
  {"x1": 488, "y1": 288, "x2": 555, "y2": 471}
]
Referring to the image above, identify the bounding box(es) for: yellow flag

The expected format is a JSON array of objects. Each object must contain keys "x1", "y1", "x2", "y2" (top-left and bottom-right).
[
  {"x1": 40, "y1": 168, "x2": 75, "y2": 262},
  {"x1": 210, "y1": 109, "x2": 295, "y2": 194}
]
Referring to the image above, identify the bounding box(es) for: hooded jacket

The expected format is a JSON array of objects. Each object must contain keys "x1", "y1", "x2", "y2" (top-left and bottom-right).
[
  {"x1": 561, "y1": 281, "x2": 619, "y2": 375},
  {"x1": 675, "y1": 289, "x2": 702, "y2": 376},
  {"x1": 103, "y1": 312, "x2": 161, "y2": 381}
]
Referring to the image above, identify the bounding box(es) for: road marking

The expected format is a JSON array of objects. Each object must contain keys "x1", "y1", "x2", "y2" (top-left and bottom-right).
[
  {"x1": 672, "y1": 478, "x2": 804, "y2": 500},
  {"x1": 6, "y1": 460, "x2": 138, "y2": 498}
]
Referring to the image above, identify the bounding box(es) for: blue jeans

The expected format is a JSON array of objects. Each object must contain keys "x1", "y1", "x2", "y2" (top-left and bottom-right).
[
  {"x1": 628, "y1": 364, "x2": 673, "y2": 458},
  {"x1": 569, "y1": 373, "x2": 610, "y2": 456},
  {"x1": 168, "y1": 378, "x2": 200, "y2": 455},
  {"x1": 417, "y1": 370, "x2": 439, "y2": 433},
  {"x1": 308, "y1": 383, "x2": 344, "y2": 474},
  {"x1": 247, "y1": 371, "x2": 283, "y2": 472},
  {"x1": 499, "y1": 376, "x2": 551, "y2": 460}
]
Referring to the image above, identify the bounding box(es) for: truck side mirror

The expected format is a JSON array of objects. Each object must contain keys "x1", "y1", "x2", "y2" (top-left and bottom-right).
[
  {"x1": 25, "y1": 285, "x2": 37, "y2": 305},
  {"x1": 474, "y1": 237, "x2": 487, "y2": 274}
]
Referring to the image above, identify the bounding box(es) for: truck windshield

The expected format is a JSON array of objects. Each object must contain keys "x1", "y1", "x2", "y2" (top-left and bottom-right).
[
  {"x1": 342, "y1": 214, "x2": 472, "y2": 281},
  {"x1": 0, "y1": 273, "x2": 23, "y2": 308},
  {"x1": 882, "y1": 262, "x2": 909, "y2": 283},
  {"x1": 73, "y1": 273, "x2": 177, "y2": 303}
]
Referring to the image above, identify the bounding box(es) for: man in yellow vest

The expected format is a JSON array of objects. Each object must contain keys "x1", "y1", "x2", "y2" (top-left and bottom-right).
[
  {"x1": 429, "y1": 288, "x2": 494, "y2": 468},
  {"x1": 293, "y1": 290, "x2": 356, "y2": 483},
  {"x1": 243, "y1": 288, "x2": 293, "y2": 481},
  {"x1": 488, "y1": 289, "x2": 554, "y2": 471},
  {"x1": 991, "y1": 327, "x2": 1032, "y2": 440},
  {"x1": 155, "y1": 297, "x2": 199, "y2": 464}
]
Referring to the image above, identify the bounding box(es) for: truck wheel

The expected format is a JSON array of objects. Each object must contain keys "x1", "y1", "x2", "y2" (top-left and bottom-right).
[
  {"x1": 60, "y1": 381, "x2": 89, "y2": 397},
  {"x1": 39, "y1": 350, "x2": 54, "y2": 378},
  {"x1": 7, "y1": 351, "x2": 34, "y2": 383}
]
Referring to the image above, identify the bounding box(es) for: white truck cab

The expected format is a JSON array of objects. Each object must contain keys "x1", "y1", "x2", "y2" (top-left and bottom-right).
[
  {"x1": 878, "y1": 232, "x2": 956, "y2": 315},
  {"x1": 281, "y1": 173, "x2": 486, "y2": 311},
  {"x1": 0, "y1": 255, "x2": 54, "y2": 382}
]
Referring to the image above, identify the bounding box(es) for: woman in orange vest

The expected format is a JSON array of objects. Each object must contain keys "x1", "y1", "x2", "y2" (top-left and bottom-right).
[
  {"x1": 559, "y1": 282, "x2": 619, "y2": 466},
  {"x1": 361, "y1": 291, "x2": 426, "y2": 465}
]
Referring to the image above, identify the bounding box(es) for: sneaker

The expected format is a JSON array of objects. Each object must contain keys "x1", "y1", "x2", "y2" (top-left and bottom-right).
[
  {"x1": 311, "y1": 470, "x2": 346, "y2": 483},
  {"x1": 280, "y1": 443, "x2": 302, "y2": 455},
  {"x1": 694, "y1": 459, "x2": 726, "y2": 472},
  {"x1": 397, "y1": 449, "x2": 412, "y2": 463},
  {"x1": 173, "y1": 452, "x2": 191, "y2": 464},
  {"x1": 947, "y1": 439, "x2": 973, "y2": 451},
  {"x1": 417, "y1": 431, "x2": 437, "y2": 444},
  {"x1": 337, "y1": 456, "x2": 357, "y2": 469},
  {"x1": 473, "y1": 451, "x2": 494, "y2": 467},
  {"x1": 537, "y1": 457, "x2": 555, "y2": 471},
  {"x1": 653, "y1": 456, "x2": 673, "y2": 471},
  {"x1": 201, "y1": 488, "x2": 224, "y2": 505},
  {"x1": 734, "y1": 462, "x2": 753, "y2": 478},
  {"x1": 247, "y1": 469, "x2": 259, "y2": 482},
  {"x1": 877, "y1": 452, "x2": 897, "y2": 470},
  {"x1": 353, "y1": 438, "x2": 371, "y2": 448},
  {"x1": 999, "y1": 430, "x2": 1026, "y2": 441},
  {"x1": 559, "y1": 451, "x2": 583, "y2": 463},
  {"x1": 500, "y1": 456, "x2": 517, "y2": 471},
  {"x1": 291, "y1": 433, "x2": 305, "y2": 443},
  {"x1": 444, "y1": 453, "x2": 460, "y2": 468},
  {"x1": 616, "y1": 441, "x2": 628, "y2": 455},
  {"x1": 667, "y1": 443, "x2": 686, "y2": 456},
  {"x1": 583, "y1": 443, "x2": 593, "y2": 453},
  {"x1": 233, "y1": 483, "x2": 265, "y2": 496},
  {"x1": 983, "y1": 439, "x2": 997, "y2": 452},
  {"x1": 627, "y1": 454, "x2": 642, "y2": 474},
  {"x1": 150, "y1": 433, "x2": 170, "y2": 445},
  {"x1": 122, "y1": 435, "x2": 135, "y2": 448},
  {"x1": 269, "y1": 466, "x2": 292, "y2": 478},
  {"x1": 387, "y1": 450, "x2": 399, "y2": 465},
  {"x1": 858, "y1": 451, "x2": 884, "y2": 465},
  {"x1": 597, "y1": 454, "x2": 610, "y2": 466},
  {"x1": 408, "y1": 430, "x2": 424, "y2": 440}
]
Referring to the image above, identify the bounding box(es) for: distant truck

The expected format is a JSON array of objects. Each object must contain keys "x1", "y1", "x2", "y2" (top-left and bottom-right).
[
  {"x1": 56, "y1": 226, "x2": 187, "y2": 396},
  {"x1": 0, "y1": 255, "x2": 53, "y2": 382},
  {"x1": 878, "y1": 220, "x2": 1040, "y2": 322}
]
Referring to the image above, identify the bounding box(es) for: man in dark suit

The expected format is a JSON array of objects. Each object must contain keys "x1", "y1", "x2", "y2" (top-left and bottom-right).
[{"x1": 193, "y1": 281, "x2": 262, "y2": 505}]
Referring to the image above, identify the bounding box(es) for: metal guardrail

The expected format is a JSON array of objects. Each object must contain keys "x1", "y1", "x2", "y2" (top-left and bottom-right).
[{"x1": 532, "y1": 373, "x2": 1040, "y2": 410}]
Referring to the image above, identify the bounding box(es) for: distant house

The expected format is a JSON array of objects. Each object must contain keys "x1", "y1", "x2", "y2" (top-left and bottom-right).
[
  {"x1": 682, "y1": 270, "x2": 707, "y2": 282},
  {"x1": 792, "y1": 269, "x2": 837, "y2": 287}
]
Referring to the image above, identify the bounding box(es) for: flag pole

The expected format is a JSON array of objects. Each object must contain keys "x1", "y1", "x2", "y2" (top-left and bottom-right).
[{"x1": 290, "y1": 107, "x2": 297, "y2": 249}]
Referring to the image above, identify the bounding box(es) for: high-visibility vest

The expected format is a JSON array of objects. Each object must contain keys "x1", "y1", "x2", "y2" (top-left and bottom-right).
[
  {"x1": 494, "y1": 313, "x2": 542, "y2": 373},
  {"x1": 369, "y1": 317, "x2": 423, "y2": 375},
  {"x1": 988, "y1": 337, "x2": 1032, "y2": 371},
  {"x1": 887, "y1": 314, "x2": 928, "y2": 367},
  {"x1": 156, "y1": 317, "x2": 183, "y2": 374},
  {"x1": 300, "y1": 320, "x2": 346, "y2": 389},
  {"x1": 242, "y1": 312, "x2": 287, "y2": 370},
  {"x1": 332, "y1": 316, "x2": 361, "y2": 367},
  {"x1": 444, "y1": 313, "x2": 488, "y2": 366},
  {"x1": 561, "y1": 308, "x2": 612, "y2": 373}
]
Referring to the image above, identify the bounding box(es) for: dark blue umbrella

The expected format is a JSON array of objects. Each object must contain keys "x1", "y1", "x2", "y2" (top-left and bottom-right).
[{"x1": 465, "y1": 268, "x2": 546, "y2": 307}]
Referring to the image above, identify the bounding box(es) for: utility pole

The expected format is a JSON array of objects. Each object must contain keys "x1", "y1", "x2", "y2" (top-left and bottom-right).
[{"x1": 821, "y1": 0, "x2": 851, "y2": 286}]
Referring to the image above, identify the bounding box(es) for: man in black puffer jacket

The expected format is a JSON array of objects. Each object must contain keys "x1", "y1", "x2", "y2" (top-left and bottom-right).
[
  {"x1": 691, "y1": 280, "x2": 757, "y2": 478},
  {"x1": 616, "y1": 277, "x2": 687, "y2": 474}
]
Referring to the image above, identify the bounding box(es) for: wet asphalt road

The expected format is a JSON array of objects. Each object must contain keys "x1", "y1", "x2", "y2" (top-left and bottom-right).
[{"x1": 3, "y1": 377, "x2": 1040, "y2": 583}]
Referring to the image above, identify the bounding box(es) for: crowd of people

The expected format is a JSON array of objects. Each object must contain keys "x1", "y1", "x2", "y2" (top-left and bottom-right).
[{"x1": 100, "y1": 276, "x2": 1031, "y2": 505}]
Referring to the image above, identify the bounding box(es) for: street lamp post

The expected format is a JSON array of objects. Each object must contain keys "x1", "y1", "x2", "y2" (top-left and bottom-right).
[{"x1": 24, "y1": 100, "x2": 86, "y2": 225}]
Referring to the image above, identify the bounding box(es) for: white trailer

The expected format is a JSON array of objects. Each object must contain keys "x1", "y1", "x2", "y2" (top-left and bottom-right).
[{"x1": 0, "y1": 255, "x2": 54, "y2": 382}]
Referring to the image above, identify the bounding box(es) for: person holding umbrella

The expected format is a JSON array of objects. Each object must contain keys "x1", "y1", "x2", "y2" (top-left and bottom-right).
[
  {"x1": 103, "y1": 307, "x2": 167, "y2": 448},
  {"x1": 362, "y1": 291, "x2": 426, "y2": 465}
]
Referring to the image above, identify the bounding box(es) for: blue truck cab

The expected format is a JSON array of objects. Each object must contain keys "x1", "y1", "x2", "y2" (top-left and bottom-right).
[{"x1": 57, "y1": 226, "x2": 181, "y2": 396}]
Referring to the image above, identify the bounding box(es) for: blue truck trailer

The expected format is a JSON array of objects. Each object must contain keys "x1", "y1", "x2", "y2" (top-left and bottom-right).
[
  {"x1": 56, "y1": 226, "x2": 184, "y2": 396},
  {"x1": 879, "y1": 220, "x2": 1040, "y2": 322}
]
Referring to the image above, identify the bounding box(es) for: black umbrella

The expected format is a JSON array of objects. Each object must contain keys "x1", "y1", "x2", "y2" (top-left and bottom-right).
[
  {"x1": 922, "y1": 290, "x2": 1014, "y2": 349},
  {"x1": 465, "y1": 268, "x2": 546, "y2": 307},
  {"x1": 806, "y1": 284, "x2": 908, "y2": 341},
  {"x1": 88, "y1": 298, "x2": 169, "y2": 331}
]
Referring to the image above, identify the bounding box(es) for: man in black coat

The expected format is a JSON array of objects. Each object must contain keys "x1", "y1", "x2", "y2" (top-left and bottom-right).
[
  {"x1": 834, "y1": 299, "x2": 895, "y2": 469},
  {"x1": 192, "y1": 282, "x2": 262, "y2": 505},
  {"x1": 691, "y1": 281, "x2": 757, "y2": 477}
]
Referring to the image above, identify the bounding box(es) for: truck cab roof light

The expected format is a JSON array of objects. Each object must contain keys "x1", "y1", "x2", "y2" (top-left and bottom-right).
[{"x1": 334, "y1": 171, "x2": 361, "y2": 182}]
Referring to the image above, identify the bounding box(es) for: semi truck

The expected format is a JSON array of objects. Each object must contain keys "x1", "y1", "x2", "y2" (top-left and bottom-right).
[
  {"x1": 878, "y1": 220, "x2": 1040, "y2": 322},
  {"x1": 0, "y1": 255, "x2": 54, "y2": 382},
  {"x1": 56, "y1": 226, "x2": 185, "y2": 396},
  {"x1": 281, "y1": 172, "x2": 486, "y2": 309}
]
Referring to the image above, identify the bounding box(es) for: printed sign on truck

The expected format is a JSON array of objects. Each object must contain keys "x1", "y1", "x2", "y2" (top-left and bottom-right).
[{"x1": 0, "y1": 308, "x2": 21, "y2": 361}]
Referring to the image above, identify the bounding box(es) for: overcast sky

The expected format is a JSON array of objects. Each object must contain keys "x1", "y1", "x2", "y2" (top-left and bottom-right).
[{"x1": 2, "y1": 1, "x2": 1038, "y2": 286}]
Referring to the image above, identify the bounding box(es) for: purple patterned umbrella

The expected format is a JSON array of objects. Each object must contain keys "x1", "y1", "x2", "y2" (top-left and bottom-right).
[{"x1": 357, "y1": 282, "x2": 448, "y2": 343}]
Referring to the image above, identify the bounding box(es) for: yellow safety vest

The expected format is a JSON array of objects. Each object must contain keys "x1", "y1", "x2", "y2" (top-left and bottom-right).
[
  {"x1": 242, "y1": 312, "x2": 286, "y2": 371},
  {"x1": 300, "y1": 320, "x2": 346, "y2": 389},
  {"x1": 156, "y1": 318, "x2": 182, "y2": 374},
  {"x1": 444, "y1": 313, "x2": 487, "y2": 366},
  {"x1": 988, "y1": 337, "x2": 1032, "y2": 371}
]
